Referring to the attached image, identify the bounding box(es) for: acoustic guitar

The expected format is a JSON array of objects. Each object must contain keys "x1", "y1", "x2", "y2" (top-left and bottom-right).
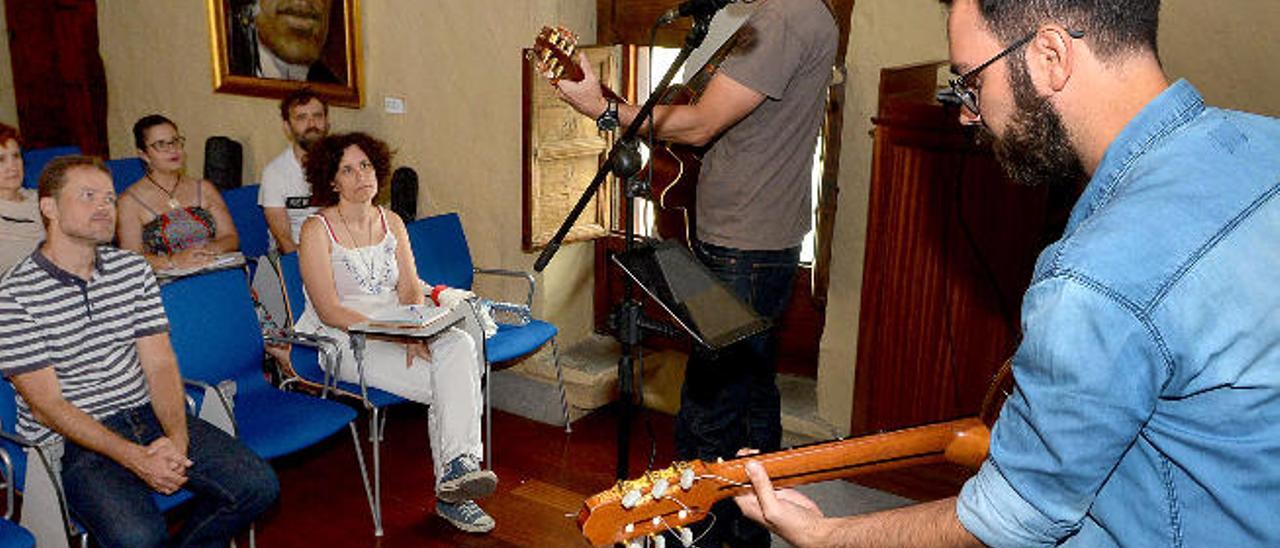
[
  {"x1": 529, "y1": 26, "x2": 745, "y2": 247},
  {"x1": 576, "y1": 360, "x2": 1013, "y2": 546}
]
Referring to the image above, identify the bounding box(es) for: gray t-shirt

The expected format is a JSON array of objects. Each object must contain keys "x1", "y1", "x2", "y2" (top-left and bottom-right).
[{"x1": 697, "y1": 0, "x2": 837, "y2": 250}]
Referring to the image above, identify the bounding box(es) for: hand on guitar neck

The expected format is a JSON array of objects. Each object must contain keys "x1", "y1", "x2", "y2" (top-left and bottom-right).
[{"x1": 529, "y1": 26, "x2": 627, "y2": 122}]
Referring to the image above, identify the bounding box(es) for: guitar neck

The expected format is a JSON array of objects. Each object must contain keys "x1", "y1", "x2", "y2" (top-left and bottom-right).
[
  {"x1": 708, "y1": 418, "x2": 989, "y2": 497},
  {"x1": 576, "y1": 417, "x2": 989, "y2": 546}
]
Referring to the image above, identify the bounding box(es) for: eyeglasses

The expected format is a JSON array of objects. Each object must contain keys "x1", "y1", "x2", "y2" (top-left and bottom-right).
[
  {"x1": 147, "y1": 136, "x2": 186, "y2": 152},
  {"x1": 938, "y1": 29, "x2": 1085, "y2": 117},
  {"x1": 338, "y1": 160, "x2": 375, "y2": 178}
]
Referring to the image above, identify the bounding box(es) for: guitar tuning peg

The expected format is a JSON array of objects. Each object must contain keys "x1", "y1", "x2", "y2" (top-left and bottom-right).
[
  {"x1": 621, "y1": 488, "x2": 643, "y2": 509},
  {"x1": 679, "y1": 527, "x2": 694, "y2": 546},
  {"x1": 627, "y1": 541, "x2": 643, "y2": 548},
  {"x1": 652, "y1": 534, "x2": 667, "y2": 548},
  {"x1": 651, "y1": 477, "x2": 670, "y2": 499},
  {"x1": 680, "y1": 468, "x2": 695, "y2": 490}
]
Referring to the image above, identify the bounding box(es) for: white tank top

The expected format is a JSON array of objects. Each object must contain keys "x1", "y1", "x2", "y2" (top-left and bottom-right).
[{"x1": 298, "y1": 207, "x2": 401, "y2": 324}]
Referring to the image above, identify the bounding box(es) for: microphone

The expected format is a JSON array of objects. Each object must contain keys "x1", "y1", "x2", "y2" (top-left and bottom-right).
[{"x1": 657, "y1": 0, "x2": 736, "y2": 25}]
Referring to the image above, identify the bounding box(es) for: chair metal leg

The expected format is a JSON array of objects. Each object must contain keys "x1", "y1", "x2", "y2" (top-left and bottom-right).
[
  {"x1": 551, "y1": 339, "x2": 572, "y2": 433},
  {"x1": 484, "y1": 361, "x2": 492, "y2": 470},
  {"x1": 347, "y1": 422, "x2": 381, "y2": 536},
  {"x1": 370, "y1": 407, "x2": 383, "y2": 533}
]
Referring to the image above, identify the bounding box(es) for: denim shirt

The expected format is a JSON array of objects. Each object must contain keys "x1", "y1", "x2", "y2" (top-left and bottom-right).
[{"x1": 957, "y1": 80, "x2": 1280, "y2": 547}]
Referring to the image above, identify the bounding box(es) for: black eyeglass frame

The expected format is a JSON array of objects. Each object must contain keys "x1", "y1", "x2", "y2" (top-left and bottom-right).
[{"x1": 939, "y1": 28, "x2": 1085, "y2": 116}]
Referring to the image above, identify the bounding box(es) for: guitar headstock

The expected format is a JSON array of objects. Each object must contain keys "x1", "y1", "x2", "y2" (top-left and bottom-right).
[
  {"x1": 578, "y1": 460, "x2": 731, "y2": 546},
  {"x1": 529, "y1": 25, "x2": 585, "y2": 84}
]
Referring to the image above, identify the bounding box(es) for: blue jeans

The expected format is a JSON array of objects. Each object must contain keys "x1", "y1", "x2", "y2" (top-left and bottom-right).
[
  {"x1": 672, "y1": 240, "x2": 798, "y2": 547},
  {"x1": 60, "y1": 405, "x2": 279, "y2": 548},
  {"x1": 675, "y1": 240, "x2": 799, "y2": 461}
]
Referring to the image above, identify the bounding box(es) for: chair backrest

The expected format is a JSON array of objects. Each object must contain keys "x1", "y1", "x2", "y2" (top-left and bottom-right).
[
  {"x1": 0, "y1": 382, "x2": 27, "y2": 492},
  {"x1": 21, "y1": 146, "x2": 81, "y2": 189},
  {"x1": 221, "y1": 185, "x2": 270, "y2": 258},
  {"x1": 104, "y1": 157, "x2": 146, "y2": 196},
  {"x1": 160, "y1": 268, "x2": 266, "y2": 389},
  {"x1": 405, "y1": 213, "x2": 474, "y2": 290},
  {"x1": 276, "y1": 252, "x2": 307, "y2": 324}
]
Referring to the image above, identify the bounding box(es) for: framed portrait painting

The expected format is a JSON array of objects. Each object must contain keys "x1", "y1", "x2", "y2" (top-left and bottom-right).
[{"x1": 207, "y1": 0, "x2": 363, "y2": 107}]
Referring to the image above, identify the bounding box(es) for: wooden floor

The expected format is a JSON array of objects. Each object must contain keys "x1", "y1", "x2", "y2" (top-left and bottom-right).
[
  {"x1": 227, "y1": 404, "x2": 967, "y2": 547},
  {"x1": 239, "y1": 404, "x2": 676, "y2": 547}
]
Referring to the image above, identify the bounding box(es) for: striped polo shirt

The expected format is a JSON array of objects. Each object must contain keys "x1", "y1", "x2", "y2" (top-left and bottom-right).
[{"x1": 0, "y1": 246, "x2": 168, "y2": 443}]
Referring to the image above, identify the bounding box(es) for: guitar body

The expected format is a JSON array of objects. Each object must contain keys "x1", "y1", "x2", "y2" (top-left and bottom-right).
[{"x1": 645, "y1": 124, "x2": 703, "y2": 244}]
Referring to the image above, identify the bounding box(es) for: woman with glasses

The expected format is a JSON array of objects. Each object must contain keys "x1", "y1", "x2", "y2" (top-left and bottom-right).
[
  {"x1": 117, "y1": 114, "x2": 239, "y2": 271},
  {"x1": 0, "y1": 122, "x2": 44, "y2": 274},
  {"x1": 294, "y1": 132, "x2": 498, "y2": 534}
]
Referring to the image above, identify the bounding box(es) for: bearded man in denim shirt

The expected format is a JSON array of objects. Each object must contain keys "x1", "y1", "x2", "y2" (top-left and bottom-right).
[{"x1": 733, "y1": 0, "x2": 1280, "y2": 546}]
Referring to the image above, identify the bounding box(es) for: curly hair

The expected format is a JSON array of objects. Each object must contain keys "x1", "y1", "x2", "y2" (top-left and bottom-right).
[
  {"x1": 0, "y1": 122, "x2": 20, "y2": 149},
  {"x1": 940, "y1": 0, "x2": 1160, "y2": 60},
  {"x1": 304, "y1": 132, "x2": 394, "y2": 207}
]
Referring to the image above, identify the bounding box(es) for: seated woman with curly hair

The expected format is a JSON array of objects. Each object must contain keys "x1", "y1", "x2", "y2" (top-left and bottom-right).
[{"x1": 293, "y1": 132, "x2": 497, "y2": 533}]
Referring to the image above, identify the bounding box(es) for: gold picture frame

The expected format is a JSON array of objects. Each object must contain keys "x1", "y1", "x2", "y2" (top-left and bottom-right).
[{"x1": 206, "y1": 0, "x2": 363, "y2": 108}]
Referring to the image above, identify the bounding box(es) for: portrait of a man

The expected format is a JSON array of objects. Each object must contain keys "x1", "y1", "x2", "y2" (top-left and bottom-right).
[
  {"x1": 227, "y1": 0, "x2": 343, "y2": 83},
  {"x1": 210, "y1": 0, "x2": 361, "y2": 106}
]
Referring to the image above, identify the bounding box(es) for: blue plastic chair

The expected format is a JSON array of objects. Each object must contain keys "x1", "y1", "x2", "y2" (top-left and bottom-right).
[
  {"x1": 405, "y1": 213, "x2": 571, "y2": 465},
  {"x1": 0, "y1": 518, "x2": 33, "y2": 548},
  {"x1": 159, "y1": 267, "x2": 383, "y2": 535},
  {"x1": 104, "y1": 157, "x2": 146, "y2": 196},
  {"x1": 220, "y1": 185, "x2": 270, "y2": 260},
  {"x1": 0, "y1": 379, "x2": 195, "y2": 548},
  {"x1": 20, "y1": 146, "x2": 80, "y2": 189},
  {"x1": 274, "y1": 252, "x2": 407, "y2": 528},
  {"x1": 0, "y1": 437, "x2": 34, "y2": 548}
]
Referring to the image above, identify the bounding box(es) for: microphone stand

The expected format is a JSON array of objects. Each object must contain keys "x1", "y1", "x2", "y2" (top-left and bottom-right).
[{"x1": 535, "y1": 15, "x2": 713, "y2": 479}]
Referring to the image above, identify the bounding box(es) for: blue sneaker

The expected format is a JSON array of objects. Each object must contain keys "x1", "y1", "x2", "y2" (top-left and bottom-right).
[
  {"x1": 436, "y1": 500, "x2": 495, "y2": 533},
  {"x1": 437, "y1": 454, "x2": 497, "y2": 503}
]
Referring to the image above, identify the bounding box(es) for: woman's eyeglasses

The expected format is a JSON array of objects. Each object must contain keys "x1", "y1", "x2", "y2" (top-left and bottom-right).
[{"x1": 147, "y1": 136, "x2": 186, "y2": 152}]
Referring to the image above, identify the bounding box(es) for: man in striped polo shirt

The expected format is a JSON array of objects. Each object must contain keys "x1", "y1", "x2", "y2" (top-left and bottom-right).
[{"x1": 0, "y1": 156, "x2": 277, "y2": 547}]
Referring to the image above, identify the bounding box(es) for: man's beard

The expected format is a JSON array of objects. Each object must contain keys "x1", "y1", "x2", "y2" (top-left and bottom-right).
[
  {"x1": 983, "y1": 58, "x2": 1087, "y2": 188},
  {"x1": 295, "y1": 128, "x2": 324, "y2": 149}
]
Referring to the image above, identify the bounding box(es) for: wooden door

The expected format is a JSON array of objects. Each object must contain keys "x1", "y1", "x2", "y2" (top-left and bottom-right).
[{"x1": 852, "y1": 62, "x2": 1075, "y2": 434}]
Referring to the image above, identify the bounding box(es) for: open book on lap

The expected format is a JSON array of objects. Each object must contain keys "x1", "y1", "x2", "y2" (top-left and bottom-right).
[{"x1": 353, "y1": 304, "x2": 457, "y2": 338}]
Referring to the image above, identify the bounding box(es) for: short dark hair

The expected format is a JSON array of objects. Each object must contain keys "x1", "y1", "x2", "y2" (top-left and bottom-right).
[
  {"x1": 132, "y1": 114, "x2": 177, "y2": 151},
  {"x1": 0, "y1": 122, "x2": 21, "y2": 149},
  {"x1": 941, "y1": 0, "x2": 1161, "y2": 60},
  {"x1": 304, "y1": 132, "x2": 394, "y2": 207},
  {"x1": 280, "y1": 88, "x2": 329, "y2": 121}
]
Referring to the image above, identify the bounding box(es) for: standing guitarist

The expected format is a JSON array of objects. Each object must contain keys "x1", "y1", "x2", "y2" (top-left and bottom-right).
[{"x1": 557, "y1": 0, "x2": 837, "y2": 544}]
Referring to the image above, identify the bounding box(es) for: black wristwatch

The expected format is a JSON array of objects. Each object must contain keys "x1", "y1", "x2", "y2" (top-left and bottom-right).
[{"x1": 596, "y1": 99, "x2": 619, "y2": 132}]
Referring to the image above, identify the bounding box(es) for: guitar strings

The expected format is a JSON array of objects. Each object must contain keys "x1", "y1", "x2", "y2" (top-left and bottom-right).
[{"x1": 696, "y1": 473, "x2": 749, "y2": 488}]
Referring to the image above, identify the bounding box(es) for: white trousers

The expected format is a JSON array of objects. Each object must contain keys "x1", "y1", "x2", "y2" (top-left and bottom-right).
[{"x1": 301, "y1": 315, "x2": 486, "y2": 490}]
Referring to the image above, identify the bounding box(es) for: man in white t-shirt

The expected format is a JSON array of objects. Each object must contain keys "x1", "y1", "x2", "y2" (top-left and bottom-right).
[{"x1": 258, "y1": 88, "x2": 330, "y2": 253}]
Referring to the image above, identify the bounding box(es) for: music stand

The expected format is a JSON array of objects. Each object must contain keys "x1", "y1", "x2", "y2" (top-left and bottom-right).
[{"x1": 612, "y1": 241, "x2": 769, "y2": 351}]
